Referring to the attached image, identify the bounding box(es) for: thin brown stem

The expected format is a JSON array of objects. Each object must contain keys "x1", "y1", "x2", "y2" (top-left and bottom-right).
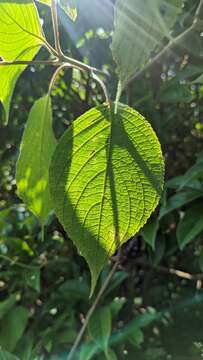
[
  {"x1": 136, "y1": 259, "x2": 203, "y2": 281},
  {"x1": 51, "y1": 0, "x2": 63, "y2": 57},
  {"x1": 67, "y1": 258, "x2": 120, "y2": 360}
]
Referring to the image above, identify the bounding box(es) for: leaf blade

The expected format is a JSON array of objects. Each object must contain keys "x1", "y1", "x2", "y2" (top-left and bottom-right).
[
  {"x1": 16, "y1": 96, "x2": 57, "y2": 225},
  {"x1": 0, "y1": 0, "x2": 43, "y2": 122},
  {"x1": 111, "y1": 0, "x2": 181, "y2": 88},
  {"x1": 50, "y1": 104, "x2": 164, "y2": 292}
]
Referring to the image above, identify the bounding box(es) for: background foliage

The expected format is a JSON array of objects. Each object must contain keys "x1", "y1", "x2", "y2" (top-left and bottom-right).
[{"x1": 0, "y1": 0, "x2": 203, "y2": 359}]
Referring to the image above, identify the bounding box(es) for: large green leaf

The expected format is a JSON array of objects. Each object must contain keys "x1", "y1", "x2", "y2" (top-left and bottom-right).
[
  {"x1": 0, "y1": 0, "x2": 44, "y2": 123},
  {"x1": 111, "y1": 0, "x2": 181, "y2": 88},
  {"x1": 177, "y1": 204, "x2": 203, "y2": 250},
  {"x1": 0, "y1": 306, "x2": 29, "y2": 352},
  {"x1": 37, "y1": 0, "x2": 77, "y2": 21},
  {"x1": 50, "y1": 104, "x2": 164, "y2": 292},
  {"x1": 16, "y1": 96, "x2": 57, "y2": 225}
]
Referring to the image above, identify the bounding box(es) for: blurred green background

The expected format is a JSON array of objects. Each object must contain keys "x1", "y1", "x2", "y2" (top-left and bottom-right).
[{"x1": 0, "y1": 0, "x2": 203, "y2": 359}]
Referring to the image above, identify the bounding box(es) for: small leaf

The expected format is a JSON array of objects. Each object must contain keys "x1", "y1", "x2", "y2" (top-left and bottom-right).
[
  {"x1": 16, "y1": 96, "x2": 57, "y2": 225},
  {"x1": 37, "y1": 0, "x2": 78, "y2": 21},
  {"x1": 105, "y1": 349, "x2": 118, "y2": 360},
  {"x1": 193, "y1": 73, "x2": 203, "y2": 84},
  {"x1": 109, "y1": 297, "x2": 126, "y2": 318},
  {"x1": 129, "y1": 328, "x2": 144, "y2": 348},
  {"x1": 50, "y1": 104, "x2": 164, "y2": 293},
  {"x1": 79, "y1": 343, "x2": 97, "y2": 360},
  {"x1": 159, "y1": 190, "x2": 203, "y2": 219},
  {"x1": 0, "y1": 306, "x2": 29, "y2": 352},
  {"x1": 0, "y1": 294, "x2": 17, "y2": 321},
  {"x1": 59, "y1": 279, "x2": 90, "y2": 300},
  {"x1": 15, "y1": 332, "x2": 34, "y2": 360},
  {"x1": 142, "y1": 217, "x2": 159, "y2": 250},
  {"x1": 0, "y1": 1, "x2": 43, "y2": 123},
  {"x1": 177, "y1": 204, "x2": 203, "y2": 250},
  {"x1": 167, "y1": 158, "x2": 203, "y2": 190},
  {"x1": 59, "y1": 0, "x2": 77, "y2": 21},
  {"x1": 23, "y1": 268, "x2": 40, "y2": 293},
  {"x1": 111, "y1": 0, "x2": 181, "y2": 88},
  {"x1": 88, "y1": 306, "x2": 111, "y2": 354},
  {"x1": 159, "y1": 84, "x2": 194, "y2": 103},
  {"x1": 0, "y1": 351, "x2": 19, "y2": 360}
]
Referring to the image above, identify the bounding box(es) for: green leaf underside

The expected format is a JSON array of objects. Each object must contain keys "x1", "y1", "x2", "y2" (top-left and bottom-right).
[
  {"x1": 37, "y1": 0, "x2": 78, "y2": 21},
  {"x1": 50, "y1": 103, "x2": 164, "y2": 293},
  {"x1": 177, "y1": 204, "x2": 203, "y2": 250},
  {"x1": 16, "y1": 96, "x2": 57, "y2": 225},
  {"x1": 0, "y1": 0, "x2": 43, "y2": 122},
  {"x1": 111, "y1": 0, "x2": 181, "y2": 88}
]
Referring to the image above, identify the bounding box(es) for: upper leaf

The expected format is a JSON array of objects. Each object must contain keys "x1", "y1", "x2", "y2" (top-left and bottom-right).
[
  {"x1": 49, "y1": 104, "x2": 164, "y2": 293},
  {"x1": 111, "y1": 0, "x2": 182, "y2": 88},
  {"x1": 0, "y1": 0, "x2": 43, "y2": 123},
  {"x1": 16, "y1": 96, "x2": 57, "y2": 225},
  {"x1": 37, "y1": 0, "x2": 78, "y2": 22}
]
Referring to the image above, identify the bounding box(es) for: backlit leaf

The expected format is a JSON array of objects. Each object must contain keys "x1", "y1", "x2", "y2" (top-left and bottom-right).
[
  {"x1": 111, "y1": 0, "x2": 182, "y2": 88},
  {"x1": 37, "y1": 0, "x2": 78, "y2": 21},
  {"x1": 50, "y1": 104, "x2": 164, "y2": 292},
  {"x1": 16, "y1": 96, "x2": 57, "y2": 225},
  {"x1": 0, "y1": 0, "x2": 44, "y2": 123}
]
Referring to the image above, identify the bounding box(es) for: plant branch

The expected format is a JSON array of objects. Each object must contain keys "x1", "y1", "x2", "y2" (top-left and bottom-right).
[
  {"x1": 91, "y1": 71, "x2": 110, "y2": 104},
  {"x1": 51, "y1": 0, "x2": 63, "y2": 57},
  {"x1": 0, "y1": 60, "x2": 59, "y2": 67},
  {"x1": 128, "y1": 0, "x2": 203, "y2": 85},
  {"x1": 67, "y1": 257, "x2": 121, "y2": 360},
  {"x1": 136, "y1": 259, "x2": 203, "y2": 281},
  {"x1": 0, "y1": 57, "x2": 107, "y2": 77},
  {"x1": 0, "y1": 254, "x2": 40, "y2": 270}
]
